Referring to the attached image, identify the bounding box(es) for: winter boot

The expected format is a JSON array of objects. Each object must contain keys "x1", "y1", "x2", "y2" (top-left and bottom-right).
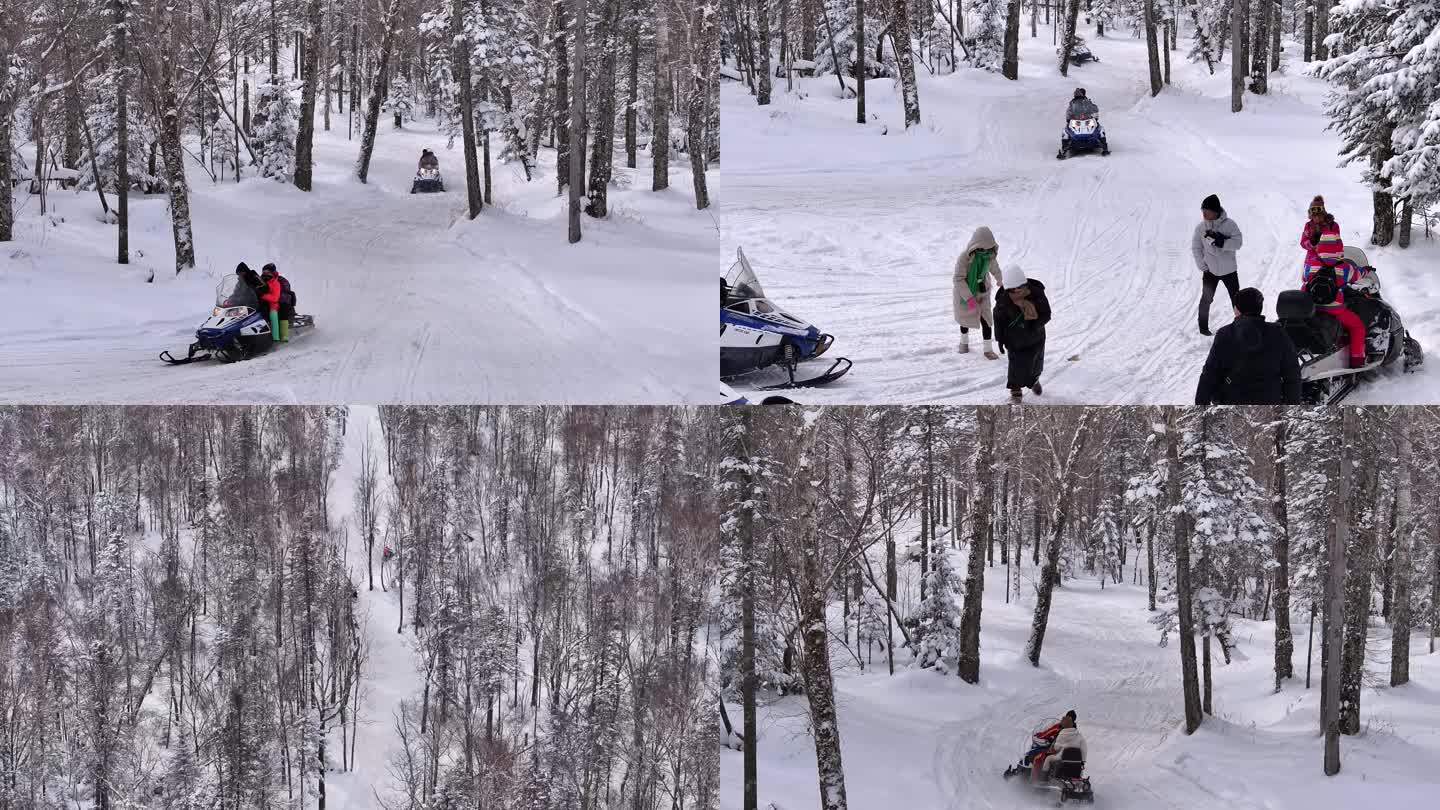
[
  {"x1": 280, "y1": 319, "x2": 291, "y2": 342},
  {"x1": 269, "y1": 311, "x2": 281, "y2": 342},
  {"x1": 1010, "y1": 389, "x2": 1024, "y2": 404},
  {"x1": 983, "y1": 339, "x2": 999, "y2": 360},
  {"x1": 1030, "y1": 382, "x2": 1043, "y2": 396},
  {"x1": 958, "y1": 335, "x2": 970, "y2": 354}
]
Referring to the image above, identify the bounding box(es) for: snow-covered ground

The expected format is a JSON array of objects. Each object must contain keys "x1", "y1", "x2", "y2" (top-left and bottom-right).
[
  {"x1": 721, "y1": 31, "x2": 1440, "y2": 404},
  {"x1": 1, "y1": 115, "x2": 716, "y2": 403},
  {"x1": 720, "y1": 561, "x2": 1440, "y2": 809}
]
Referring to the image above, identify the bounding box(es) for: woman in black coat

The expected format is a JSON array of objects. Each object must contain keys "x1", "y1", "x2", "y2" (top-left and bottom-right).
[{"x1": 993, "y1": 265, "x2": 1052, "y2": 403}]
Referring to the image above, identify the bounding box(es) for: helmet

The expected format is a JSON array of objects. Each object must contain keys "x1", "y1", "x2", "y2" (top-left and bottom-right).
[{"x1": 1074, "y1": 88, "x2": 1086, "y2": 98}]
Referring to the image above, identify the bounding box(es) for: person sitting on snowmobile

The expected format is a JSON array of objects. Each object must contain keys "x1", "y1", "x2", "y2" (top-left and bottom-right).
[
  {"x1": 1301, "y1": 196, "x2": 1368, "y2": 369},
  {"x1": 262, "y1": 263, "x2": 297, "y2": 343},
  {"x1": 1031, "y1": 710, "x2": 1086, "y2": 783},
  {"x1": 1066, "y1": 88, "x2": 1099, "y2": 120},
  {"x1": 234, "y1": 262, "x2": 265, "y2": 303},
  {"x1": 258, "y1": 264, "x2": 285, "y2": 343},
  {"x1": 382, "y1": 545, "x2": 394, "y2": 562},
  {"x1": 418, "y1": 149, "x2": 439, "y2": 172}
]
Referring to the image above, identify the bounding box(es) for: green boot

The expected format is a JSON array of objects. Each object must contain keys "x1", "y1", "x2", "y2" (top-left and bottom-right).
[
  {"x1": 279, "y1": 319, "x2": 291, "y2": 342},
  {"x1": 270, "y1": 311, "x2": 281, "y2": 342}
]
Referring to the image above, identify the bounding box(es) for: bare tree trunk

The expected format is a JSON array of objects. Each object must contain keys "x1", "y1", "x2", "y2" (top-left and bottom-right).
[
  {"x1": 555, "y1": 0, "x2": 572, "y2": 194},
  {"x1": 1230, "y1": 0, "x2": 1244, "y2": 112},
  {"x1": 1314, "y1": 0, "x2": 1329, "y2": 61},
  {"x1": 959, "y1": 409, "x2": 995, "y2": 683},
  {"x1": 356, "y1": 2, "x2": 401, "y2": 183},
  {"x1": 757, "y1": 0, "x2": 773, "y2": 104},
  {"x1": 1250, "y1": 0, "x2": 1270, "y2": 94},
  {"x1": 452, "y1": 0, "x2": 484, "y2": 219},
  {"x1": 733, "y1": 410, "x2": 759, "y2": 810},
  {"x1": 1390, "y1": 418, "x2": 1412, "y2": 687},
  {"x1": 1323, "y1": 410, "x2": 1351, "y2": 775},
  {"x1": 114, "y1": 0, "x2": 129, "y2": 262},
  {"x1": 1272, "y1": 416, "x2": 1294, "y2": 690},
  {"x1": 625, "y1": 6, "x2": 639, "y2": 169},
  {"x1": 1371, "y1": 131, "x2": 1395, "y2": 246},
  {"x1": 652, "y1": 4, "x2": 671, "y2": 190},
  {"x1": 855, "y1": 0, "x2": 866, "y2": 123},
  {"x1": 891, "y1": 0, "x2": 921, "y2": 127},
  {"x1": 1003, "y1": 0, "x2": 1021, "y2": 79},
  {"x1": 1170, "y1": 409, "x2": 1202, "y2": 734},
  {"x1": 1026, "y1": 413, "x2": 1095, "y2": 666},
  {"x1": 687, "y1": 2, "x2": 714, "y2": 210},
  {"x1": 1398, "y1": 197, "x2": 1413, "y2": 248},
  {"x1": 1144, "y1": 0, "x2": 1162, "y2": 96},
  {"x1": 1145, "y1": 521, "x2": 1157, "y2": 610},
  {"x1": 1059, "y1": 0, "x2": 1082, "y2": 75},
  {"x1": 587, "y1": 0, "x2": 621, "y2": 218},
  {"x1": 0, "y1": 102, "x2": 11, "y2": 243},
  {"x1": 568, "y1": 0, "x2": 588, "y2": 243},
  {"x1": 294, "y1": 0, "x2": 325, "y2": 190}
]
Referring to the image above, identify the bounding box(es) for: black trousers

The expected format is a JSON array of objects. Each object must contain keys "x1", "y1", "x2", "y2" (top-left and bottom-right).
[
  {"x1": 1199, "y1": 272, "x2": 1241, "y2": 330},
  {"x1": 960, "y1": 318, "x2": 993, "y2": 341}
]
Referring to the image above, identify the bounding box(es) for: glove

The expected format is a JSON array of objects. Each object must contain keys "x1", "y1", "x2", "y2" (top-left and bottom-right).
[
  {"x1": 1306, "y1": 225, "x2": 1322, "y2": 245},
  {"x1": 1205, "y1": 230, "x2": 1227, "y2": 248}
]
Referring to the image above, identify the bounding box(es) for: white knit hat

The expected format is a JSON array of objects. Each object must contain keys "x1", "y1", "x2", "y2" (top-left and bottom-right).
[{"x1": 1002, "y1": 264, "x2": 1028, "y2": 289}]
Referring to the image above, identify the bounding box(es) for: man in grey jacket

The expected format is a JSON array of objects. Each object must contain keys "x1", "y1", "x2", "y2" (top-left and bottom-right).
[{"x1": 1192, "y1": 193, "x2": 1244, "y2": 336}]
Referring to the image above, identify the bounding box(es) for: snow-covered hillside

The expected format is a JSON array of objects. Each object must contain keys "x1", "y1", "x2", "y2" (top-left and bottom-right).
[
  {"x1": 721, "y1": 31, "x2": 1440, "y2": 404},
  {"x1": 720, "y1": 563, "x2": 1440, "y2": 809},
  {"x1": 0, "y1": 119, "x2": 715, "y2": 404}
]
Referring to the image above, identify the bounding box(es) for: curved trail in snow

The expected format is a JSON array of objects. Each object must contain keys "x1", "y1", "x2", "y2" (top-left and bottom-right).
[{"x1": 722, "y1": 36, "x2": 1436, "y2": 404}]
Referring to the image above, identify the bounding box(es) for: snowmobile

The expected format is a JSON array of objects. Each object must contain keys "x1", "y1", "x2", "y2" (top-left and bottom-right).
[
  {"x1": 720, "y1": 248, "x2": 852, "y2": 389},
  {"x1": 1276, "y1": 246, "x2": 1422, "y2": 405},
  {"x1": 1057, "y1": 114, "x2": 1108, "y2": 159},
  {"x1": 411, "y1": 166, "x2": 444, "y2": 193},
  {"x1": 1002, "y1": 720, "x2": 1095, "y2": 805},
  {"x1": 1060, "y1": 43, "x2": 1100, "y2": 66},
  {"x1": 160, "y1": 274, "x2": 314, "y2": 365}
]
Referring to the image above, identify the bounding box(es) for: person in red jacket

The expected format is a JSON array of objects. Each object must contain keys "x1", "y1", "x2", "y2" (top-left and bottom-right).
[
  {"x1": 259, "y1": 263, "x2": 283, "y2": 343},
  {"x1": 1300, "y1": 196, "x2": 1367, "y2": 368}
]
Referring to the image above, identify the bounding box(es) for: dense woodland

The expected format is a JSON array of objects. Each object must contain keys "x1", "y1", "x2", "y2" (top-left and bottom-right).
[
  {"x1": 723, "y1": 0, "x2": 1439, "y2": 245},
  {"x1": 719, "y1": 406, "x2": 1440, "y2": 808},
  {"x1": 0, "y1": 406, "x2": 719, "y2": 809},
  {"x1": 0, "y1": 0, "x2": 717, "y2": 260}
]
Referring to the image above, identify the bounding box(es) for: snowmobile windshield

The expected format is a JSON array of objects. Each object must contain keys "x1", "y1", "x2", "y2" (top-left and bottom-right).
[
  {"x1": 215, "y1": 274, "x2": 260, "y2": 311},
  {"x1": 724, "y1": 251, "x2": 767, "y2": 303}
]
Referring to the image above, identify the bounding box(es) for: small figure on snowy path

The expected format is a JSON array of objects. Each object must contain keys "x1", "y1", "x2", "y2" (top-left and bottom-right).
[
  {"x1": 382, "y1": 544, "x2": 394, "y2": 562},
  {"x1": 1192, "y1": 194, "x2": 1244, "y2": 336},
  {"x1": 952, "y1": 226, "x2": 1004, "y2": 360},
  {"x1": 993, "y1": 265, "x2": 1050, "y2": 404},
  {"x1": 1195, "y1": 288, "x2": 1302, "y2": 406},
  {"x1": 1300, "y1": 196, "x2": 1368, "y2": 369}
]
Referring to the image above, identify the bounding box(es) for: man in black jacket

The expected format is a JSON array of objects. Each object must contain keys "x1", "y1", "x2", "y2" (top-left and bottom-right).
[{"x1": 1195, "y1": 288, "x2": 1302, "y2": 406}]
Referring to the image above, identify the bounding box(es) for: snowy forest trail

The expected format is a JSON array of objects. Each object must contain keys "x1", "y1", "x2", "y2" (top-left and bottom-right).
[
  {"x1": 722, "y1": 33, "x2": 1440, "y2": 404},
  {"x1": 0, "y1": 116, "x2": 714, "y2": 404},
  {"x1": 721, "y1": 563, "x2": 1440, "y2": 809}
]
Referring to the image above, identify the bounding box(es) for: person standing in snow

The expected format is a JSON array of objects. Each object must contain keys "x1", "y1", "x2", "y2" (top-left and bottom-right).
[
  {"x1": 1300, "y1": 195, "x2": 1368, "y2": 369},
  {"x1": 259, "y1": 264, "x2": 284, "y2": 343},
  {"x1": 1192, "y1": 194, "x2": 1245, "y2": 336},
  {"x1": 952, "y1": 226, "x2": 1005, "y2": 359},
  {"x1": 1194, "y1": 288, "x2": 1302, "y2": 406},
  {"x1": 993, "y1": 264, "x2": 1051, "y2": 403}
]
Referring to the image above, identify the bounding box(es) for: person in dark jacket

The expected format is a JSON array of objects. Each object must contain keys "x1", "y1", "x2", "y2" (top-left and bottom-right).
[
  {"x1": 1194, "y1": 288, "x2": 1302, "y2": 406},
  {"x1": 418, "y1": 149, "x2": 439, "y2": 171},
  {"x1": 993, "y1": 265, "x2": 1051, "y2": 403}
]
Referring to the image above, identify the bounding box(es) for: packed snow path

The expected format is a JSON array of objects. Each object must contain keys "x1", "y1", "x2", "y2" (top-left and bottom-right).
[
  {"x1": 722, "y1": 34, "x2": 1440, "y2": 404},
  {"x1": 720, "y1": 565, "x2": 1440, "y2": 809},
  {"x1": 0, "y1": 118, "x2": 714, "y2": 403}
]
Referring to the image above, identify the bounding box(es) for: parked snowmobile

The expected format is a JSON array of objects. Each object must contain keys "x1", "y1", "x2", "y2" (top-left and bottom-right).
[
  {"x1": 411, "y1": 166, "x2": 444, "y2": 194},
  {"x1": 1002, "y1": 720, "x2": 1095, "y2": 805},
  {"x1": 1058, "y1": 114, "x2": 1108, "y2": 159},
  {"x1": 720, "y1": 248, "x2": 851, "y2": 389},
  {"x1": 160, "y1": 274, "x2": 314, "y2": 365},
  {"x1": 1276, "y1": 246, "x2": 1422, "y2": 405}
]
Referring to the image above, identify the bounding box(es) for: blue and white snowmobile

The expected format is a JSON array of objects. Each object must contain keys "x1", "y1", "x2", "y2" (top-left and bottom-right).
[
  {"x1": 1058, "y1": 114, "x2": 1108, "y2": 160},
  {"x1": 720, "y1": 248, "x2": 851, "y2": 389},
  {"x1": 159, "y1": 274, "x2": 314, "y2": 365}
]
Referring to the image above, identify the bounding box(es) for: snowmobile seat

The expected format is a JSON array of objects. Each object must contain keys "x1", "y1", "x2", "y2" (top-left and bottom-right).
[
  {"x1": 1276, "y1": 290, "x2": 1315, "y2": 322},
  {"x1": 1051, "y1": 747, "x2": 1085, "y2": 780},
  {"x1": 1277, "y1": 290, "x2": 1342, "y2": 355}
]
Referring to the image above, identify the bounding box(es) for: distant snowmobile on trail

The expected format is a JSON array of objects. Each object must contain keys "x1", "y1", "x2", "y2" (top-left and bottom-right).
[
  {"x1": 1060, "y1": 41, "x2": 1100, "y2": 66},
  {"x1": 1276, "y1": 246, "x2": 1422, "y2": 405},
  {"x1": 160, "y1": 273, "x2": 314, "y2": 365},
  {"x1": 1002, "y1": 717, "x2": 1095, "y2": 805},
  {"x1": 720, "y1": 248, "x2": 852, "y2": 389},
  {"x1": 411, "y1": 149, "x2": 444, "y2": 193}
]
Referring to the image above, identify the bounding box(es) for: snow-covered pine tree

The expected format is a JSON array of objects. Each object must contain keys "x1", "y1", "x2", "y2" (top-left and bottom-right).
[
  {"x1": 252, "y1": 76, "x2": 299, "y2": 181},
  {"x1": 913, "y1": 545, "x2": 964, "y2": 674},
  {"x1": 385, "y1": 73, "x2": 415, "y2": 128},
  {"x1": 970, "y1": 0, "x2": 1008, "y2": 71}
]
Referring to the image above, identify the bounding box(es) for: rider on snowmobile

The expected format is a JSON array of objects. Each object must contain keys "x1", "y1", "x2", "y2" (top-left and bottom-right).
[
  {"x1": 418, "y1": 149, "x2": 439, "y2": 172},
  {"x1": 1066, "y1": 89, "x2": 1099, "y2": 120},
  {"x1": 1030, "y1": 710, "x2": 1086, "y2": 782}
]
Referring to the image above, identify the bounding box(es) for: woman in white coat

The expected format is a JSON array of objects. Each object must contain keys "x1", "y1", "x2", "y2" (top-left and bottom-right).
[{"x1": 953, "y1": 226, "x2": 1005, "y2": 359}]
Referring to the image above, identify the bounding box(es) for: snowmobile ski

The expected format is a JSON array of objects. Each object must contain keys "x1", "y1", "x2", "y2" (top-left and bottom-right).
[{"x1": 757, "y1": 356, "x2": 853, "y2": 390}]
